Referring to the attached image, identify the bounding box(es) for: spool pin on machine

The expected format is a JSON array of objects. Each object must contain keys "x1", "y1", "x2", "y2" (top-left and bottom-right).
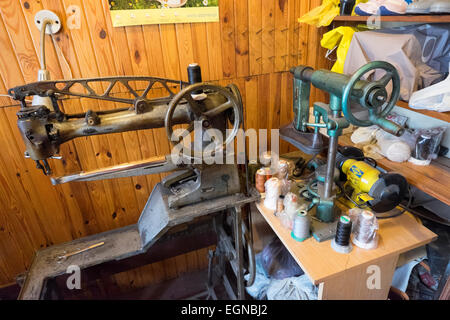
[
  {"x1": 9, "y1": 64, "x2": 259, "y2": 300},
  {"x1": 281, "y1": 61, "x2": 408, "y2": 238}
]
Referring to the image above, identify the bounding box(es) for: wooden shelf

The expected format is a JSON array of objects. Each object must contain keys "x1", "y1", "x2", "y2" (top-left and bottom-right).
[
  {"x1": 333, "y1": 15, "x2": 450, "y2": 23},
  {"x1": 339, "y1": 134, "x2": 450, "y2": 206},
  {"x1": 396, "y1": 100, "x2": 450, "y2": 123}
]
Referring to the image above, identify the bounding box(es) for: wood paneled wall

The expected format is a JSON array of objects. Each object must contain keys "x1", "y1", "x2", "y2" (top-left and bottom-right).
[{"x1": 0, "y1": 0, "x2": 328, "y2": 288}]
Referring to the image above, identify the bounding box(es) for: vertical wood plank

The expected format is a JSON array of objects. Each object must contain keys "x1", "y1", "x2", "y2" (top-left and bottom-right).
[
  {"x1": 175, "y1": 23, "x2": 194, "y2": 81},
  {"x1": 268, "y1": 72, "x2": 282, "y2": 132},
  {"x1": 142, "y1": 24, "x2": 167, "y2": 78},
  {"x1": 261, "y1": 0, "x2": 275, "y2": 74},
  {"x1": 257, "y1": 73, "x2": 270, "y2": 145},
  {"x1": 219, "y1": 0, "x2": 236, "y2": 78},
  {"x1": 160, "y1": 24, "x2": 182, "y2": 80},
  {"x1": 190, "y1": 22, "x2": 211, "y2": 81},
  {"x1": 287, "y1": 0, "x2": 300, "y2": 69},
  {"x1": 245, "y1": 76, "x2": 259, "y2": 132},
  {"x1": 234, "y1": 0, "x2": 249, "y2": 78},
  {"x1": 274, "y1": 0, "x2": 289, "y2": 72},
  {"x1": 248, "y1": 0, "x2": 262, "y2": 76},
  {"x1": 206, "y1": 21, "x2": 223, "y2": 80},
  {"x1": 298, "y1": 0, "x2": 310, "y2": 66}
]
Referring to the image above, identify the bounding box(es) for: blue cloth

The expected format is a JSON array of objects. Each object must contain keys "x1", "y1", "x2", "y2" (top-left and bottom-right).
[
  {"x1": 379, "y1": 6, "x2": 403, "y2": 15},
  {"x1": 354, "y1": 6, "x2": 372, "y2": 16},
  {"x1": 392, "y1": 257, "x2": 425, "y2": 292}
]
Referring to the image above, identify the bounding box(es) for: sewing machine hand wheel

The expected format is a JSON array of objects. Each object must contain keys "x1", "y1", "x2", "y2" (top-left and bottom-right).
[
  {"x1": 165, "y1": 83, "x2": 241, "y2": 160},
  {"x1": 342, "y1": 61, "x2": 401, "y2": 132}
]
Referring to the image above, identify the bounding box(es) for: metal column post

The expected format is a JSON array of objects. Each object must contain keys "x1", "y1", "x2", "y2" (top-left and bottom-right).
[
  {"x1": 233, "y1": 205, "x2": 245, "y2": 300},
  {"x1": 324, "y1": 134, "x2": 338, "y2": 199}
]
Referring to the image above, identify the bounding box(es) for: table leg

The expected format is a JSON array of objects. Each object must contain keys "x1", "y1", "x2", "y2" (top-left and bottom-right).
[{"x1": 318, "y1": 254, "x2": 399, "y2": 300}]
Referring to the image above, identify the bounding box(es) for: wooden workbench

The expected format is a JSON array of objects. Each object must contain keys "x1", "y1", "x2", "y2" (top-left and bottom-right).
[{"x1": 256, "y1": 202, "x2": 437, "y2": 300}]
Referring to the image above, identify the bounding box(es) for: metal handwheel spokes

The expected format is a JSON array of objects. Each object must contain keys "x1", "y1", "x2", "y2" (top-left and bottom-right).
[
  {"x1": 165, "y1": 83, "x2": 242, "y2": 162},
  {"x1": 342, "y1": 61, "x2": 401, "y2": 128}
]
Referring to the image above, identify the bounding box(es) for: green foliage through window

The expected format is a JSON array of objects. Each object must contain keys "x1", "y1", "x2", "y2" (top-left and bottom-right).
[{"x1": 109, "y1": 0, "x2": 219, "y2": 10}]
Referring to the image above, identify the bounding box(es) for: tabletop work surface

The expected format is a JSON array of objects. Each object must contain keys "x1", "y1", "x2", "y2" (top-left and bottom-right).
[{"x1": 256, "y1": 202, "x2": 437, "y2": 285}]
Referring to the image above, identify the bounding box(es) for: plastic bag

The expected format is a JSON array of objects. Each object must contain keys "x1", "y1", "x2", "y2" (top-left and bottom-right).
[
  {"x1": 409, "y1": 127, "x2": 447, "y2": 166},
  {"x1": 245, "y1": 253, "x2": 271, "y2": 300},
  {"x1": 409, "y1": 72, "x2": 450, "y2": 112},
  {"x1": 266, "y1": 275, "x2": 318, "y2": 300},
  {"x1": 298, "y1": 0, "x2": 340, "y2": 27},
  {"x1": 260, "y1": 237, "x2": 304, "y2": 280},
  {"x1": 375, "y1": 130, "x2": 412, "y2": 163},
  {"x1": 351, "y1": 125, "x2": 379, "y2": 145},
  {"x1": 321, "y1": 26, "x2": 359, "y2": 73},
  {"x1": 246, "y1": 254, "x2": 315, "y2": 300},
  {"x1": 350, "y1": 113, "x2": 412, "y2": 162},
  {"x1": 386, "y1": 112, "x2": 409, "y2": 127},
  {"x1": 348, "y1": 208, "x2": 379, "y2": 250},
  {"x1": 299, "y1": 0, "x2": 368, "y2": 27}
]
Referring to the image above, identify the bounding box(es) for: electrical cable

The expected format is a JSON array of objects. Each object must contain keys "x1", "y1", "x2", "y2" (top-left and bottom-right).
[
  {"x1": 300, "y1": 189, "x2": 314, "y2": 202},
  {"x1": 39, "y1": 20, "x2": 52, "y2": 71},
  {"x1": 306, "y1": 178, "x2": 319, "y2": 198},
  {"x1": 377, "y1": 185, "x2": 413, "y2": 220}
]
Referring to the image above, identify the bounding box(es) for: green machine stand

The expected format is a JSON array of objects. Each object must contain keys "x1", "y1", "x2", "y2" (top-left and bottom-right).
[{"x1": 280, "y1": 61, "x2": 405, "y2": 223}]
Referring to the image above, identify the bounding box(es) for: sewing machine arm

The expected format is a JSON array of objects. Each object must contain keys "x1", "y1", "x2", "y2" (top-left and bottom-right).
[{"x1": 9, "y1": 70, "x2": 243, "y2": 185}]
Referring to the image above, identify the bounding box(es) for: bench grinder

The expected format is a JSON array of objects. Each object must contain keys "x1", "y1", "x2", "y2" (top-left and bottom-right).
[{"x1": 281, "y1": 61, "x2": 405, "y2": 222}]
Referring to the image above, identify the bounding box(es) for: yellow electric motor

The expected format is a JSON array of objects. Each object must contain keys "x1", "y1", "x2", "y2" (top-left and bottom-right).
[{"x1": 336, "y1": 156, "x2": 408, "y2": 213}]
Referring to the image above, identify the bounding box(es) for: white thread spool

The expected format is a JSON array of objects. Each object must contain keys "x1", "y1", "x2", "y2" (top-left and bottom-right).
[
  {"x1": 352, "y1": 210, "x2": 379, "y2": 250},
  {"x1": 261, "y1": 151, "x2": 272, "y2": 167},
  {"x1": 283, "y1": 192, "x2": 300, "y2": 215},
  {"x1": 277, "y1": 160, "x2": 289, "y2": 179},
  {"x1": 291, "y1": 210, "x2": 310, "y2": 242},
  {"x1": 264, "y1": 177, "x2": 281, "y2": 211},
  {"x1": 276, "y1": 197, "x2": 284, "y2": 214}
]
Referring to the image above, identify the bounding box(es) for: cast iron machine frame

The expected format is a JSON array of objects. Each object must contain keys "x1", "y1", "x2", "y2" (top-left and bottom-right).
[{"x1": 9, "y1": 64, "x2": 258, "y2": 300}]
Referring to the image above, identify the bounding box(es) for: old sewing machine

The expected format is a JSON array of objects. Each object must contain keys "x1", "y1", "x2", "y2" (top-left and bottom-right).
[
  {"x1": 9, "y1": 64, "x2": 258, "y2": 300},
  {"x1": 281, "y1": 61, "x2": 408, "y2": 239}
]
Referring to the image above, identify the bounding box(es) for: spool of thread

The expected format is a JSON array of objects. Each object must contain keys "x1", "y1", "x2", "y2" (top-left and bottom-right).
[
  {"x1": 187, "y1": 63, "x2": 203, "y2": 95},
  {"x1": 283, "y1": 192, "x2": 300, "y2": 216},
  {"x1": 248, "y1": 159, "x2": 261, "y2": 185},
  {"x1": 277, "y1": 160, "x2": 289, "y2": 179},
  {"x1": 261, "y1": 151, "x2": 272, "y2": 167},
  {"x1": 276, "y1": 197, "x2": 284, "y2": 214},
  {"x1": 263, "y1": 177, "x2": 281, "y2": 211},
  {"x1": 255, "y1": 168, "x2": 267, "y2": 194},
  {"x1": 331, "y1": 215, "x2": 353, "y2": 254},
  {"x1": 352, "y1": 210, "x2": 378, "y2": 250},
  {"x1": 291, "y1": 210, "x2": 310, "y2": 242},
  {"x1": 263, "y1": 167, "x2": 273, "y2": 179}
]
